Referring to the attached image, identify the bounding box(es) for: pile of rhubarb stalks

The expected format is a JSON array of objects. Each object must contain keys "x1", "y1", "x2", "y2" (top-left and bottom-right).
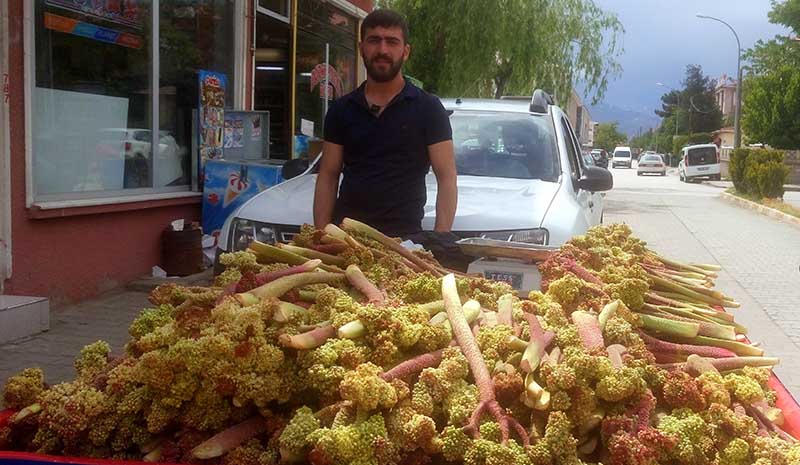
[{"x1": 1, "y1": 220, "x2": 798, "y2": 465}]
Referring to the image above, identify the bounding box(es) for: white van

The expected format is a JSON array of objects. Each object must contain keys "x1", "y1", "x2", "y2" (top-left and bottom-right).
[
  {"x1": 612, "y1": 146, "x2": 633, "y2": 168},
  {"x1": 678, "y1": 144, "x2": 721, "y2": 182}
]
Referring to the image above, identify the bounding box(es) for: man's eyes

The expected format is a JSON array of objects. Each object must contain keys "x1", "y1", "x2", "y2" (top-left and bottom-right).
[{"x1": 366, "y1": 37, "x2": 401, "y2": 46}]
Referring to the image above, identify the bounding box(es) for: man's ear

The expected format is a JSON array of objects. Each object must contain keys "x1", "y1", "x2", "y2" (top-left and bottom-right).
[{"x1": 404, "y1": 43, "x2": 411, "y2": 61}]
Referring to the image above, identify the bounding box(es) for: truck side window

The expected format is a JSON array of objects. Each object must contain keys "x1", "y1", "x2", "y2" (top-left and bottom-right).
[{"x1": 560, "y1": 117, "x2": 582, "y2": 185}]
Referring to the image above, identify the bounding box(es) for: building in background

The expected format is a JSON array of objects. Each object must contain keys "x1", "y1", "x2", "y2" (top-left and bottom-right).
[
  {"x1": 715, "y1": 74, "x2": 737, "y2": 121},
  {"x1": 566, "y1": 90, "x2": 593, "y2": 150},
  {"x1": 1, "y1": 0, "x2": 372, "y2": 306}
]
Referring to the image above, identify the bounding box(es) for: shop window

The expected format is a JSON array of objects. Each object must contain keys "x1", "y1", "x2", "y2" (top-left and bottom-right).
[
  {"x1": 32, "y1": 0, "x2": 235, "y2": 201},
  {"x1": 159, "y1": 1, "x2": 235, "y2": 187},
  {"x1": 295, "y1": 0, "x2": 357, "y2": 141},
  {"x1": 254, "y1": 13, "x2": 291, "y2": 159}
]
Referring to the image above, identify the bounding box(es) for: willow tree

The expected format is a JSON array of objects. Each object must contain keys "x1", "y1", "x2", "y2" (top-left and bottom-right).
[{"x1": 379, "y1": 0, "x2": 623, "y2": 102}]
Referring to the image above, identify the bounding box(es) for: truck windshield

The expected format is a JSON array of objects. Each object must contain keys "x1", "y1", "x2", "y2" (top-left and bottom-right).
[{"x1": 450, "y1": 111, "x2": 559, "y2": 181}]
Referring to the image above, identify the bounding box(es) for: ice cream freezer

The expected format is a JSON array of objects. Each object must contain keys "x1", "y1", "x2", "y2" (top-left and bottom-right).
[{"x1": 201, "y1": 159, "x2": 284, "y2": 246}]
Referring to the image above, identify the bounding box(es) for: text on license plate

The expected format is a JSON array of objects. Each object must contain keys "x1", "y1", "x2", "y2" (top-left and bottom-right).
[
  {"x1": 484, "y1": 270, "x2": 523, "y2": 289},
  {"x1": 697, "y1": 166, "x2": 709, "y2": 171}
]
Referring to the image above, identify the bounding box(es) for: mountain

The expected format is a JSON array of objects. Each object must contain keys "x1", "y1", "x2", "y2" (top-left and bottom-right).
[{"x1": 587, "y1": 103, "x2": 661, "y2": 137}]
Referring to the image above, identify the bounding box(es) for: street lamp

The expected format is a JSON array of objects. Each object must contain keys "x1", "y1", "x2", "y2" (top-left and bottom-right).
[{"x1": 697, "y1": 13, "x2": 742, "y2": 149}]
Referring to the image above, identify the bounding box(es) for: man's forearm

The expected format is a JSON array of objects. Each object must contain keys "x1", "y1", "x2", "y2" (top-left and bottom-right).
[
  {"x1": 434, "y1": 175, "x2": 457, "y2": 232},
  {"x1": 313, "y1": 174, "x2": 338, "y2": 228}
]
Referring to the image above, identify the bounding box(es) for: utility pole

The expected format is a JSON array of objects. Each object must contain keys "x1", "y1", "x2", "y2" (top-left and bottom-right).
[{"x1": 697, "y1": 14, "x2": 742, "y2": 149}]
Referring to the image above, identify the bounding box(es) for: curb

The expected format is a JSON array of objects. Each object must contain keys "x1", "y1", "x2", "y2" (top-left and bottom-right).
[{"x1": 720, "y1": 192, "x2": 800, "y2": 229}]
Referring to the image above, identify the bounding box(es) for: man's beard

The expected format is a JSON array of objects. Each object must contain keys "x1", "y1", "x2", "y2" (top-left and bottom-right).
[{"x1": 364, "y1": 53, "x2": 404, "y2": 83}]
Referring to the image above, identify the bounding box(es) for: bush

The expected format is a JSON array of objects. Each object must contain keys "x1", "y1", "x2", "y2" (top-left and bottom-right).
[
  {"x1": 730, "y1": 148, "x2": 789, "y2": 198},
  {"x1": 729, "y1": 148, "x2": 751, "y2": 193},
  {"x1": 672, "y1": 135, "x2": 689, "y2": 157},
  {"x1": 688, "y1": 132, "x2": 713, "y2": 144}
]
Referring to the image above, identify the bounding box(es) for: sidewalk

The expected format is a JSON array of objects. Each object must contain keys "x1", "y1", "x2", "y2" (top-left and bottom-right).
[
  {"x1": 0, "y1": 271, "x2": 213, "y2": 392},
  {"x1": 703, "y1": 180, "x2": 800, "y2": 209}
]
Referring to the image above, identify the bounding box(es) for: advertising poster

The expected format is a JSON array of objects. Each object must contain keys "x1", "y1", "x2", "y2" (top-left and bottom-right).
[
  {"x1": 198, "y1": 70, "x2": 227, "y2": 162},
  {"x1": 201, "y1": 160, "x2": 284, "y2": 243}
]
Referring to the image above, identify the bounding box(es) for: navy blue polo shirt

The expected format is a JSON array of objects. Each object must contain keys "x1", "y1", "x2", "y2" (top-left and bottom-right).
[{"x1": 323, "y1": 81, "x2": 452, "y2": 236}]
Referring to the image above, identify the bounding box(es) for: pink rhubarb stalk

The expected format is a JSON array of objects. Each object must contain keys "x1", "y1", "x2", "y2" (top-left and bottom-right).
[
  {"x1": 520, "y1": 313, "x2": 549, "y2": 373},
  {"x1": 497, "y1": 294, "x2": 514, "y2": 327},
  {"x1": 572, "y1": 311, "x2": 605, "y2": 351},
  {"x1": 345, "y1": 264, "x2": 385, "y2": 305},
  {"x1": 279, "y1": 324, "x2": 336, "y2": 349},
  {"x1": 237, "y1": 271, "x2": 345, "y2": 302},
  {"x1": 192, "y1": 416, "x2": 267, "y2": 459},
  {"x1": 638, "y1": 331, "x2": 736, "y2": 358},
  {"x1": 380, "y1": 349, "x2": 446, "y2": 381},
  {"x1": 442, "y1": 274, "x2": 529, "y2": 446},
  {"x1": 342, "y1": 218, "x2": 437, "y2": 274}
]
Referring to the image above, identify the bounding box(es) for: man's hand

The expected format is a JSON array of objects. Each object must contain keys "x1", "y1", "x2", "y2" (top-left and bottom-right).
[
  {"x1": 313, "y1": 142, "x2": 344, "y2": 229},
  {"x1": 429, "y1": 140, "x2": 457, "y2": 232}
]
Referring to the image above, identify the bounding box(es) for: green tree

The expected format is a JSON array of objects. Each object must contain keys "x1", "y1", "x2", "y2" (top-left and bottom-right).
[
  {"x1": 594, "y1": 122, "x2": 628, "y2": 152},
  {"x1": 742, "y1": 66, "x2": 800, "y2": 148},
  {"x1": 379, "y1": 0, "x2": 624, "y2": 102},
  {"x1": 654, "y1": 65, "x2": 722, "y2": 135},
  {"x1": 741, "y1": 0, "x2": 800, "y2": 148}
]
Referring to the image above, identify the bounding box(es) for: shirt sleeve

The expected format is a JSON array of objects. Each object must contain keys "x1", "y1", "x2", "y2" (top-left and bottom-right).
[
  {"x1": 323, "y1": 101, "x2": 346, "y2": 145},
  {"x1": 425, "y1": 97, "x2": 453, "y2": 146}
]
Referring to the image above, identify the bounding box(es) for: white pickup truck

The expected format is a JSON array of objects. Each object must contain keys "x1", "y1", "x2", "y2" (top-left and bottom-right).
[{"x1": 214, "y1": 90, "x2": 613, "y2": 276}]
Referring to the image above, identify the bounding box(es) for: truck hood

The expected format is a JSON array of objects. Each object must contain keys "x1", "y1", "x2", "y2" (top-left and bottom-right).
[
  {"x1": 422, "y1": 173, "x2": 559, "y2": 231},
  {"x1": 234, "y1": 173, "x2": 560, "y2": 232}
]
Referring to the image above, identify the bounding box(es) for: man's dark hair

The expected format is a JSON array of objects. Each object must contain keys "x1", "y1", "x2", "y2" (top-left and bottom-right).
[{"x1": 360, "y1": 9, "x2": 409, "y2": 43}]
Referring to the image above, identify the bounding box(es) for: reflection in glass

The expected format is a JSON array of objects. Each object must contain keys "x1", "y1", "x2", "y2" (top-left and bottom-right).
[
  {"x1": 159, "y1": 0, "x2": 235, "y2": 187},
  {"x1": 33, "y1": 0, "x2": 154, "y2": 195}
]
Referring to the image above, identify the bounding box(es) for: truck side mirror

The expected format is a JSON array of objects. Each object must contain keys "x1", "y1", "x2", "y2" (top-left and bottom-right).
[{"x1": 577, "y1": 166, "x2": 613, "y2": 192}]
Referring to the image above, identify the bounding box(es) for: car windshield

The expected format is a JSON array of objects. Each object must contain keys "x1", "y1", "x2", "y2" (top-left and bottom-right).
[
  {"x1": 641, "y1": 155, "x2": 662, "y2": 162},
  {"x1": 614, "y1": 151, "x2": 631, "y2": 158},
  {"x1": 450, "y1": 111, "x2": 559, "y2": 181},
  {"x1": 687, "y1": 147, "x2": 717, "y2": 165}
]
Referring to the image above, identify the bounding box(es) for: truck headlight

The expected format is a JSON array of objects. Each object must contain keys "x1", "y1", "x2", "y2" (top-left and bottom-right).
[
  {"x1": 229, "y1": 218, "x2": 277, "y2": 251},
  {"x1": 480, "y1": 228, "x2": 549, "y2": 245}
]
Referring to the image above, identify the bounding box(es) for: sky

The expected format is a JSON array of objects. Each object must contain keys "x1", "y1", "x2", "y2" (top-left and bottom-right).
[{"x1": 582, "y1": 0, "x2": 790, "y2": 117}]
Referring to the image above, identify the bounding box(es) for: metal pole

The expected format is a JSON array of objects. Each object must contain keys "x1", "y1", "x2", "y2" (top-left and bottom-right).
[{"x1": 697, "y1": 14, "x2": 742, "y2": 148}]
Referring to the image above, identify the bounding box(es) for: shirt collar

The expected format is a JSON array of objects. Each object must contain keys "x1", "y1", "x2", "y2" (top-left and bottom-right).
[{"x1": 349, "y1": 79, "x2": 419, "y2": 108}]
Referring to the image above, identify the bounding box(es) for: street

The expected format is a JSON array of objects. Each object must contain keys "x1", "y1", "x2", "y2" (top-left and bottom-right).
[{"x1": 605, "y1": 163, "x2": 800, "y2": 398}]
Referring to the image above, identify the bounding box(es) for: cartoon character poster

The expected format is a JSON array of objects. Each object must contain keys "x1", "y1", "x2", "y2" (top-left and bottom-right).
[{"x1": 201, "y1": 160, "x2": 284, "y2": 243}]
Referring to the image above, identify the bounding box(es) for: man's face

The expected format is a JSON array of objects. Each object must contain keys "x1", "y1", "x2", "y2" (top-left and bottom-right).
[{"x1": 360, "y1": 26, "x2": 410, "y2": 83}]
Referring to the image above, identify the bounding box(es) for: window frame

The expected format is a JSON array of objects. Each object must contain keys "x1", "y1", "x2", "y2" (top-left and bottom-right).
[
  {"x1": 559, "y1": 116, "x2": 583, "y2": 190},
  {"x1": 24, "y1": 0, "x2": 240, "y2": 208},
  {"x1": 257, "y1": 0, "x2": 292, "y2": 24}
]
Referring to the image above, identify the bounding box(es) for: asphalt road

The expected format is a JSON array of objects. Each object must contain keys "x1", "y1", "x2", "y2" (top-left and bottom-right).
[{"x1": 605, "y1": 162, "x2": 800, "y2": 398}]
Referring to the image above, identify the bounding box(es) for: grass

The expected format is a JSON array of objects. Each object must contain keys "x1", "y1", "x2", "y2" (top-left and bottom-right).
[{"x1": 726, "y1": 188, "x2": 800, "y2": 220}]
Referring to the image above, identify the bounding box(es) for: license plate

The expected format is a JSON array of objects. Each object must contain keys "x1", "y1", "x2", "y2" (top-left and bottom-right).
[
  {"x1": 484, "y1": 270, "x2": 523, "y2": 289},
  {"x1": 697, "y1": 166, "x2": 709, "y2": 171}
]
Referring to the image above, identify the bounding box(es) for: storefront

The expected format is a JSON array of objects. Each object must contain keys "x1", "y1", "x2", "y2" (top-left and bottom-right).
[
  {"x1": 254, "y1": 0, "x2": 366, "y2": 159},
  {"x1": 2, "y1": 0, "x2": 372, "y2": 305}
]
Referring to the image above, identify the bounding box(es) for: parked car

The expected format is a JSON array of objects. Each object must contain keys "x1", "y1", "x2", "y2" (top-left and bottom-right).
[
  {"x1": 590, "y1": 148, "x2": 609, "y2": 168},
  {"x1": 612, "y1": 146, "x2": 633, "y2": 168},
  {"x1": 637, "y1": 153, "x2": 667, "y2": 176},
  {"x1": 215, "y1": 90, "x2": 613, "y2": 267},
  {"x1": 96, "y1": 128, "x2": 186, "y2": 188},
  {"x1": 678, "y1": 144, "x2": 721, "y2": 182}
]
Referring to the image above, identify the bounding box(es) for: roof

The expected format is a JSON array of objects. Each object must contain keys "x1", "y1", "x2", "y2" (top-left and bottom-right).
[
  {"x1": 440, "y1": 98, "x2": 548, "y2": 114},
  {"x1": 712, "y1": 127, "x2": 735, "y2": 135}
]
